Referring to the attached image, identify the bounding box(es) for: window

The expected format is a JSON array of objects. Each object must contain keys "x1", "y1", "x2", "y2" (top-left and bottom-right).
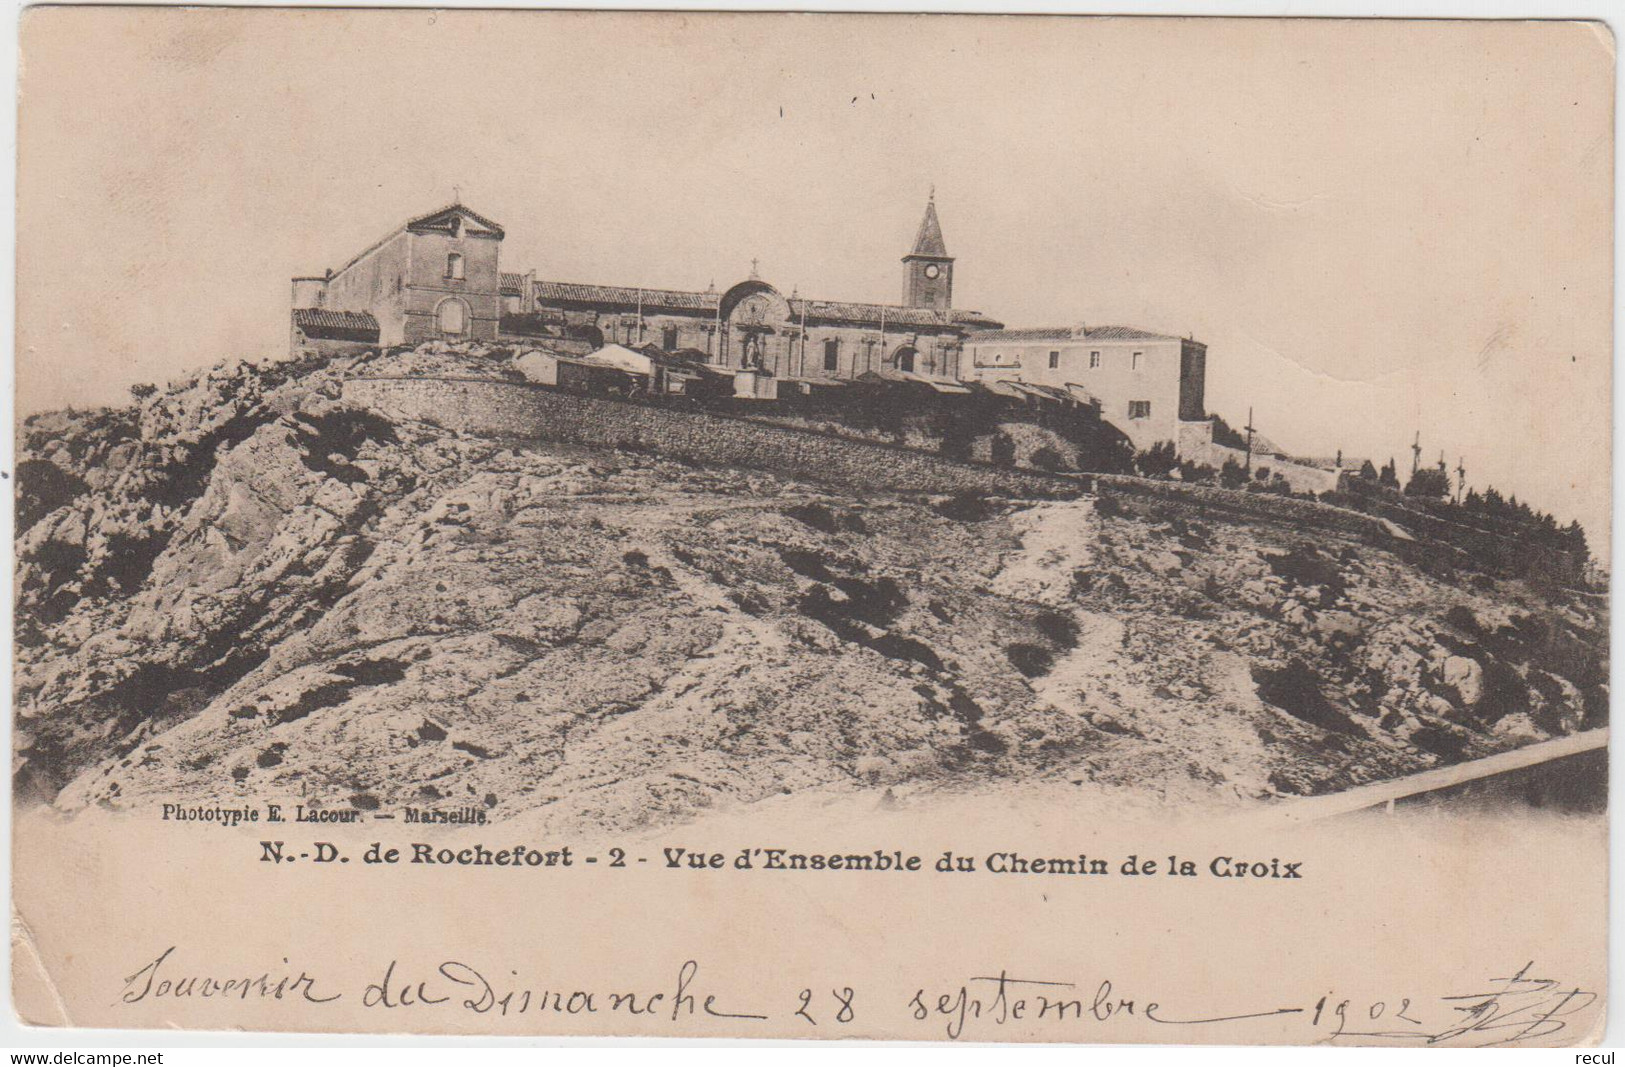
[
  {"x1": 1128, "y1": 400, "x2": 1151, "y2": 419},
  {"x1": 1089, "y1": 350, "x2": 1101, "y2": 369},
  {"x1": 662, "y1": 324, "x2": 679, "y2": 350},
  {"x1": 1131, "y1": 351, "x2": 1142, "y2": 371},
  {"x1": 824, "y1": 338, "x2": 839, "y2": 372},
  {"x1": 445, "y1": 253, "x2": 465, "y2": 280},
  {"x1": 1048, "y1": 350, "x2": 1060, "y2": 369},
  {"x1": 437, "y1": 298, "x2": 468, "y2": 337}
]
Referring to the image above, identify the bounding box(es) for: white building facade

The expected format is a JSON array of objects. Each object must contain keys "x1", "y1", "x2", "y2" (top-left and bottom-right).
[{"x1": 961, "y1": 326, "x2": 1209, "y2": 454}]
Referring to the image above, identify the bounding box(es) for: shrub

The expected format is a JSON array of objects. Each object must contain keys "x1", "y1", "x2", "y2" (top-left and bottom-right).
[
  {"x1": 783, "y1": 502, "x2": 864, "y2": 534},
  {"x1": 934, "y1": 490, "x2": 1002, "y2": 523},
  {"x1": 1179, "y1": 460, "x2": 1217, "y2": 484},
  {"x1": 1033, "y1": 609, "x2": 1079, "y2": 650},
  {"x1": 1133, "y1": 441, "x2": 1178, "y2": 479},
  {"x1": 1005, "y1": 643, "x2": 1055, "y2": 678},
  {"x1": 1265, "y1": 545, "x2": 1347, "y2": 603},
  {"x1": 1029, "y1": 445, "x2": 1066, "y2": 472},
  {"x1": 1443, "y1": 605, "x2": 1481, "y2": 635},
  {"x1": 16, "y1": 459, "x2": 88, "y2": 533},
  {"x1": 989, "y1": 432, "x2": 1017, "y2": 466},
  {"x1": 1251, "y1": 659, "x2": 1360, "y2": 735}
]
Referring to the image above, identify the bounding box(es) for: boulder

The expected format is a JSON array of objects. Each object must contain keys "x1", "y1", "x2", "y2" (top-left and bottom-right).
[{"x1": 1443, "y1": 655, "x2": 1484, "y2": 705}]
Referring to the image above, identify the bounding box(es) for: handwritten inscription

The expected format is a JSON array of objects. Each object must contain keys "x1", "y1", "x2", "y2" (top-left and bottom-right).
[{"x1": 117, "y1": 949, "x2": 1594, "y2": 1046}]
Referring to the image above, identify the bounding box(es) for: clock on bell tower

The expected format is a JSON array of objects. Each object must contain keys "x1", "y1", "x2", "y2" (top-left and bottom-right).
[{"x1": 902, "y1": 191, "x2": 954, "y2": 310}]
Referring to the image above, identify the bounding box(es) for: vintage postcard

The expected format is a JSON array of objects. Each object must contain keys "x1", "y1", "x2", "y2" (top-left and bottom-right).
[{"x1": 10, "y1": 8, "x2": 1612, "y2": 1045}]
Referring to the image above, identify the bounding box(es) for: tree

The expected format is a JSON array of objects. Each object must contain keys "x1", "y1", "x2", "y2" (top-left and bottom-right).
[
  {"x1": 1563, "y1": 520, "x2": 1591, "y2": 560},
  {"x1": 1378, "y1": 458, "x2": 1400, "y2": 490},
  {"x1": 1210, "y1": 415, "x2": 1247, "y2": 450},
  {"x1": 1358, "y1": 459, "x2": 1378, "y2": 481},
  {"x1": 1405, "y1": 467, "x2": 1450, "y2": 498},
  {"x1": 129, "y1": 383, "x2": 157, "y2": 401}
]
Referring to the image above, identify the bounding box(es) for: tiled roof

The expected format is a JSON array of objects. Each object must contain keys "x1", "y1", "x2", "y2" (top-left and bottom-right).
[
  {"x1": 789, "y1": 298, "x2": 997, "y2": 331},
  {"x1": 500, "y1": 272, "x2": 527, "y2": 294},
  {"x1": 292, "y1": 308, "x2": 380, "y2": 340},
  {"x1": 966, "y1": 325, "x2": 1183, "y2": 344},
  {"x1": 532, "y1": 280, "x2": 720, "y2": 312},
  {"x1": 791, "y1": 299, "x2": 941, "y2": 328},
  {"x1": 529, "y1": 277, "x2": 1001, "y2": 331},
  {"x1": 950, "y1": 309, "x2": 1004, "y2": 328}
]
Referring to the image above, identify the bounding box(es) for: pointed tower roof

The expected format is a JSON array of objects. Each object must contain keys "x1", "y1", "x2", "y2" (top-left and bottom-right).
[{"x1": 908, "y1": 192, "x2": 949, "y2": 258}]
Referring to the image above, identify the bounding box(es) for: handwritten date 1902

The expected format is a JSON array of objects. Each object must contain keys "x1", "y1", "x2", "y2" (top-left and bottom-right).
[{"x1": 909, "y1": 962, "x2": 1596, "y2": 1045}]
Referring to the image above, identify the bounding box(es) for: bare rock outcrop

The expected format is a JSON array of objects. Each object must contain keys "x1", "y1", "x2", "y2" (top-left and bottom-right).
[{"x1": 15, "y1": 342, "x2": 1609, "y2": 828}]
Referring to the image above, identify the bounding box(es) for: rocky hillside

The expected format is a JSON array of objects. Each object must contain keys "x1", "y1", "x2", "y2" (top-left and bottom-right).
[{"x1": 14, "y1": 344, "x2": 1609, "y2": 831}]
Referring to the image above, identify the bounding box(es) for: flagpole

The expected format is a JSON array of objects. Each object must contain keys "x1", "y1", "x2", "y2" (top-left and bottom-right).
[{"x1": 878, "y1": 305, "x2": 885, "y2": 375}]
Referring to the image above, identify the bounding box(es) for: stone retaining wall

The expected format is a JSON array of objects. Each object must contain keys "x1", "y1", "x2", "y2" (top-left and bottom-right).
[{"x1": 341, "y1": 376, "x2": 1084, "y2": 498}]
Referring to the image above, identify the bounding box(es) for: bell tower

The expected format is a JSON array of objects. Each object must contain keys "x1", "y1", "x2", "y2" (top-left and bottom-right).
[{"x1": 902, "y1": 190, "x2": 954, "y2": 310}]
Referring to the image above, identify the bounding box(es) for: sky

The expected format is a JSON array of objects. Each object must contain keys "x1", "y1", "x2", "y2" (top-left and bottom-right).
[{"x1": 16, "y1": 10, "x2": 1614, "y2": 550}]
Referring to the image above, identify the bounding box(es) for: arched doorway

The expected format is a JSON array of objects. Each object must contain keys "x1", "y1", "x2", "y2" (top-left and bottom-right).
[
  {"x1": 894, "y1": 345, "x2": 919, "y2": 373},
  {"x1": 435, "y1": 297, "x2": 470, "y2": 339}
]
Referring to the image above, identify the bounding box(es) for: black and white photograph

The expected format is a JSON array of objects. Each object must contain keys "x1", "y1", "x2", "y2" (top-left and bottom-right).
[{"x1": 6, "y1": 6, "x2": 1614, "y2": 1051}]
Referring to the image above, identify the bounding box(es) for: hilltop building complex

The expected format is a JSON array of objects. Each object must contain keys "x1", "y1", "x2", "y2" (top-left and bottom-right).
[{"x1": 292, "y1": 197, "x2": 1211, "y2": 453}]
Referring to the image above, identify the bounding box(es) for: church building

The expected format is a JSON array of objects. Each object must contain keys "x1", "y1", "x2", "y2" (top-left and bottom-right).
[
  {"x1": 291, "y1": 204, "x2": 506, "y2": 349},
  {"x1": 290, "y1": 194, "x2": 1211, "y2": 452},
  {"x1": 497, "y1": 193, "x2": 1001, "y2": 381},
  {"x1": 292, "y1": 196, "x2": 1002, "y2": 380}
]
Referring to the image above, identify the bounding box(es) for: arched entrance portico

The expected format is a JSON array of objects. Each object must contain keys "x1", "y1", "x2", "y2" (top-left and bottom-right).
[
  {"x1": 892, "y1": 345, "x2": 919, "y2": 373},
  {"x1": 718, "y1": 279, "x2": 794, "y2": 371}
]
